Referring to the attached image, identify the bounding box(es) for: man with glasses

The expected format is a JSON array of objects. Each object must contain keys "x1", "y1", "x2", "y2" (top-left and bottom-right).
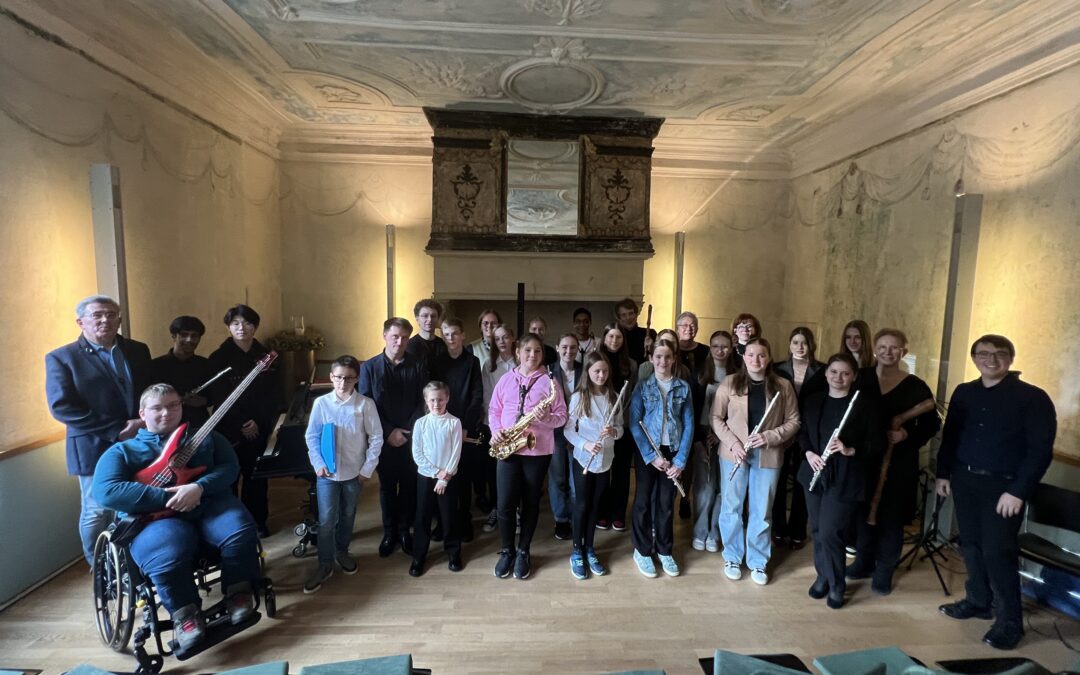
[
  {"x1": 936, "y1": 334, "x2": 1056, "y2": 650},
  {"x1": 46, "y1": 295, "x2": 152, "y2": 566}
]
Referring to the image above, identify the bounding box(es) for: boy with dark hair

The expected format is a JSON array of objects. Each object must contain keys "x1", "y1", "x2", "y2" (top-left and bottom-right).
[
  {"x1": 407, "y1": 299, "x2": 448, "y2": 363},
  {"x1": 572, "y1": 307, "x2": 596, "y2": 362},
  {"x1": 151, "y1": 315, "x2": 213, "y2": 426}
]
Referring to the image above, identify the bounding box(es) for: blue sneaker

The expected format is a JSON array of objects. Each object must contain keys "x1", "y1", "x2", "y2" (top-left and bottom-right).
[
  {"x1": 586, "y1": 548, "x2": 607, "y2": 576},
  {"x1": 633, "y1": 550, "x2": 657, "y2": 578},
  {"x1": 570, "y1": 548, "x2": 587, "y2": 580},
  {"x1": 658, "y1": 554, "x2": 681, "y2": 577}
]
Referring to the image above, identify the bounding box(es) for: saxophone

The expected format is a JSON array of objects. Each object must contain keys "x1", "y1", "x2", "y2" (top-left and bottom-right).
[{"x1": 489, "y1": 370, "x2": 558, "y2": 460}]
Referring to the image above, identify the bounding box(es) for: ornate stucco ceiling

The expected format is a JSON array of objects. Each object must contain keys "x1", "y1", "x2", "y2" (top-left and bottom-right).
[{"x1": 9, "y1": 0, "x2": 1080, "y2": 176}]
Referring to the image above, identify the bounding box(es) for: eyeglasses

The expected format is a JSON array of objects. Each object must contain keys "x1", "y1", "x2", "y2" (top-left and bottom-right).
[
  {"x1": 84, "y1": 311, "x2": 119, "y2": 320},
  {"x1": 144, "y1": 401, "x2": 182, "y2": 413},
  {"x1": 974, "y1": 350, "x2": 1011, "y2": 361},
  {"x1": 330, "y1": 375, "x2": 358, "y2": 382}
]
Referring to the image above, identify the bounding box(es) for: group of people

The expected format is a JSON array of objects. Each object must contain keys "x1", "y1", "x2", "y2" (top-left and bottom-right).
[{"x1": 45, "y1": 295, "x2": 1056, "y2": 653}]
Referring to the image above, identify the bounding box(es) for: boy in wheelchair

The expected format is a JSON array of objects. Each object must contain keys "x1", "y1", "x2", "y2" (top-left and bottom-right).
[{"x1": 93, "y1": 383, "x2": 261, "y2": 651}]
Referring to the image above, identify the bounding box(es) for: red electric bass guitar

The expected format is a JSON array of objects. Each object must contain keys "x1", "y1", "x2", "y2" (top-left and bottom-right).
[{"x1": 133, "y1": 351, "x2": 278, "y2": 521}]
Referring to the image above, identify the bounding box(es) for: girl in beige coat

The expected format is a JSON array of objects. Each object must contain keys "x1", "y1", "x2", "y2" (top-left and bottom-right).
[{"x1": 711, "y1": 338, "x2": 800, "y2": 585}]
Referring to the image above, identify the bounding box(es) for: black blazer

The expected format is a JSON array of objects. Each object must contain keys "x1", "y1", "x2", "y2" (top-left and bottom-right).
[
  {"x1": 775, "y1": 358, "x2": 826, "y2": 401},
  {"x1": 549, "y1": 360, "x2": 583, "y2": 403},
  {"x1": 45, "y1": 334, "x2": 153, "y2": 475},
  {"x1": 796, "y1": 389, "x2": 883, "y2": 501}
]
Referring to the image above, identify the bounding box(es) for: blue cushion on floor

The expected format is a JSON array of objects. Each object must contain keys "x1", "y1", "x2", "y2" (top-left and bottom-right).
[
  {"x1": 218, "y1": 661, "x2": 289, "y2": 675},
  {"x1": 64, "y1": 666, "x2": 115, "y2": 675},
  {"x1": 299, "y1": 654, "x2": 412, "y2": 675},
  {"x1": 813, "y1": 647, "x2": 918, "y2": 675}
]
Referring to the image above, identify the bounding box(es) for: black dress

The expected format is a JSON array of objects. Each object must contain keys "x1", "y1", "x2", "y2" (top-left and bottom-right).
[{"x1": 851, "y1": 368, "x2": 939, "y2": 584}]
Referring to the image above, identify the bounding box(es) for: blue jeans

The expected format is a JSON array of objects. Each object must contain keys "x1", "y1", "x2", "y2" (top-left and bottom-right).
[
  {"x1": 79, "y1": 474, "x2": 114, "y2": 566},
  {"x1": 128, "y1": 495, "x2": 259, "y2": 614},
  {"x1": 547, "y1": 431, "x2": 576, "y2": 524},
  {"x1": 316, "y1": 476, "x2": 361, "y2": 565},
  {"x1": 719, "y1": 458, "x2": 780, "y2": 570}
]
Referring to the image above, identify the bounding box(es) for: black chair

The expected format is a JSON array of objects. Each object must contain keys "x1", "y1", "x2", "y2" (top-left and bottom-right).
[
  {"x1": 1018, "y1": 482, "x2": 1080, "y2": 577},
  {"x1": 92, "y1": 524, "x2": 276, "y2": 674}
]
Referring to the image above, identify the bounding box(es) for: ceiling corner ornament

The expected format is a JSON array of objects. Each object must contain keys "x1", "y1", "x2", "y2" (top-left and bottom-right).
[
  {"x1": 602, "y1": 168, "x2": 632, "y2": 226},
  {"x1": 525, "y1": 0, "x2": 605, "y2": 26},
  {"x1": 500, "y1": 39, "x2": 604, "y2": 113},
  {"x1": 264, "y1": 0, "x2": 297, "y2": 21},
  {"x1": 407, "y1": 58, "x2": 505, "y2": 99},
  {"x1": 452, "y1": 164, "x2": 483, "y2": 222},
  {"x1": 315, "y1": 84, "x2": 372, "y2": 105}
]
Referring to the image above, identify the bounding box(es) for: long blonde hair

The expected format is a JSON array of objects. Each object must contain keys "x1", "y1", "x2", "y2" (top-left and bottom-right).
[{"x1": 573, "y1": 351, "x2": 616, "y2": 421}]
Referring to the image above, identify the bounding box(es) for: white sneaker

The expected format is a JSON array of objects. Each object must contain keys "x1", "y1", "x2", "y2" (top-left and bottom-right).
[
  {"x1": 657, "y1": 554, "x2": 680, "y2": 577},
  {"x1": 691, "y1": 537, "x2": 706, "y2": 551},
  {"x1": 750, "y1": 568, "x2": 769, "y2": 585},
  {"x1": 724, "y1": 561, "x2": 742, "y2": 580},
  {"x1": 705, "y1": 538, "x2": 719, "y2": 553}
]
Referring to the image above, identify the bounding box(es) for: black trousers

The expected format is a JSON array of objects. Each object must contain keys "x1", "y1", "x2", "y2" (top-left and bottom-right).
[
  {"x1": 953, "y1": 466, "x2": 1025, "y2": 629},
  {"x1": 497, "y1": 454, "x2": 552, "y2": 552},
  {"x1": 805, "y1": 486, "x2": 858, "y2": 594},
  {"x1": 414, "y1": 475, "x2": 461, "y2": 563},
  {"x1": 571, "y1": 459, "x2": 610, "y2": 550},
  {"x1": 631, "y1": 447, "x2": 677, "y2": 556},
  {"x1": 233, "y1": 434, "x2": 269, "y2": 529},
  {"x1": 852, "y1": 502, "x2": 905, "y2": 584},
  {"x1": 376, "y1": 446, "x2": 417, "y2": 536},
  {"x1": 773, "y1": 445, "x2": 809, "y2": 540},
  {"x1": 455, "y1": 443, "x2": 484, "y2": 533},
  {"x1": 475, "y1": 426, "x2": 497, "y2": 507},
  {"x1": 599, "y1": 432, "x2": 634, "y2": 523}
]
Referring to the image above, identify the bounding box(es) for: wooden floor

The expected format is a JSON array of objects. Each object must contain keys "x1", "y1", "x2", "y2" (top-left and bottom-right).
[{"x1": 2, "y1": 480, "x2": 1077, "y2": 675}]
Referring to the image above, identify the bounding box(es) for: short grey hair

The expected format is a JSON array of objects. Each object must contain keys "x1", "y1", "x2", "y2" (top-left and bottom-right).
[
  {"x1": 140, "y1": 383, "x2": 178, "y2": 409},
  {"x1": 75, "y1": 295, "x2": 120, "y2": 318},
  {"x1": 676, "y1": 311, "x2": 699, "y2": 328}
]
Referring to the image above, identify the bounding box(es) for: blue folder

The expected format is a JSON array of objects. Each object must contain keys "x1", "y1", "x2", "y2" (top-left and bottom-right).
[{"x1": 320, "y1": 423, "x2": 336, "y2": 474}]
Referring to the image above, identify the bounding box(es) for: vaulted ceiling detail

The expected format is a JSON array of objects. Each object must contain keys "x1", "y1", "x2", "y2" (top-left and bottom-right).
[{"x1": 10, "y1": 0, "x2": 1080, "y2": 176}]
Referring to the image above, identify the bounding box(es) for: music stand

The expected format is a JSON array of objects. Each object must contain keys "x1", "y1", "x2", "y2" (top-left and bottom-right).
[{"x1": 899, "y1": 490, "x2": 954, "y2": 595}]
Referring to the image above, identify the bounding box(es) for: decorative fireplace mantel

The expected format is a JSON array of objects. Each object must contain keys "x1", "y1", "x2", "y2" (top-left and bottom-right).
[{"x1": 423, "y1": 108, "x2": 662, "y2": 255}]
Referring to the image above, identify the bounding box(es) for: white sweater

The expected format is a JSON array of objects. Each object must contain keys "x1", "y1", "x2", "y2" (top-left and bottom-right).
[
  {"x1": 411, "y1": 412, "x2": 462, "y2": 480},
  {"x1": 564, "y1": 392, "x2": 624, "y2": 474},
  {"x1": 305, "y1": 390, "x2": 384, "y2": 481}
]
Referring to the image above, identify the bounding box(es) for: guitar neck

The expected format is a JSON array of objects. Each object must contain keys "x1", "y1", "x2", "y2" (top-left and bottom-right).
[{"x1": 171, "y1": 355, "x2": 274, "y2": 466}]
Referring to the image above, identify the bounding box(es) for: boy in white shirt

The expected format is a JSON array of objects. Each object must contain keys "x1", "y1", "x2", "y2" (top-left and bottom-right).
[
  {"x1": 303, "y1": 356, "x2": 384, "y2": 594},
  {"x1": 410, "y1": 381, "x2": 463, "y2": 576}
]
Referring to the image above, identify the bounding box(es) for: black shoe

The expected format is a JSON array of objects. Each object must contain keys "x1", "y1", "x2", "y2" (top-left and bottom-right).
[
  {"x1": 461, "y1": 523, "x2": 475, "y2": 543},
  {"x1": 826, "y1": 589, "x2": 845, "y2": 609},
  {"x1": 448, "y1": 554, "x2": 464, "y2": 572},
  {"x1": 409, "y1": 560, "x2": 424, "y2": 577},
  {"x1": 871, "y1": 575, "x2": 892, "y2": 596},
  {"x1": 808, "y1": 577, "x2": 829, "y2": 599},
  {"x1": 378, "y1": 533, "x2": 397, "y2": 558},
  {"x1": 983, "y1": 624, "x2": 1023, "y2": 650},
  {"x1": 845, "y1": 563, "x2": 872, "y2": 580},
  {"x1": 494, "y1": 549, "x2": 515, "y2": 578},
  {"x1": 513, "y1": 549, "x2": 531, "y2": 579},
  {"x1": 554, "y1": 521, "x2": 572, "y2": 541},
  {"x1": 431, "y1": 524, "x2": 444, "y2": 543},
  {"x1": 400, "y1": 532, "x2": 414, "y2": 556},
  {"x1": 939, "y1": 599, "x2": 993, "y2": 621}
]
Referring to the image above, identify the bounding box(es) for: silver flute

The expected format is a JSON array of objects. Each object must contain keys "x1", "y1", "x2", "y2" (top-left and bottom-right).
[
  {"x1": 637, "y1": 420, "x2": 687, "y2": 497},
  {"x1": 808, "y1": 390, "x2": 860, "y2": 492},
  {"x1": 727, "y1": 391, "x2": 780, "y2": 481}
]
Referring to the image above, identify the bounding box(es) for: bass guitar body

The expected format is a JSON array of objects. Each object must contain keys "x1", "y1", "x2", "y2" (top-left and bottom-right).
[{"x1": 132, "y1": 422, "x2": 207, "y2": 521}]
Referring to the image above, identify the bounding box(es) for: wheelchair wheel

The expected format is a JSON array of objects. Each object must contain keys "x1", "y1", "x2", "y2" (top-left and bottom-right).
[
  {"x1": 263, "y1": 587, "x2": 277, "y2": 618},
  {"x1": 92, "y1": 529, "x2": 136, "y2": 651},
  {"x1": 293, "y1": 523, "x2": 307, "y2": 537},
  {"x1": 291, "y1": 544, "x2": 306, "y2": 558}
]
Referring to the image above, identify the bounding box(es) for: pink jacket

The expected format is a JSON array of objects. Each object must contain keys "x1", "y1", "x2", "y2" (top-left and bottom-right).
[{"x1": 488, "y1": 368, "x2": 568, "y2": 457}]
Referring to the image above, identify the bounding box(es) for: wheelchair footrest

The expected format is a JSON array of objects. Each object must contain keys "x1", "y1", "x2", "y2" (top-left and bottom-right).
[{"x1": 169, "y1": 611, "x2": 262, "y2": 661}]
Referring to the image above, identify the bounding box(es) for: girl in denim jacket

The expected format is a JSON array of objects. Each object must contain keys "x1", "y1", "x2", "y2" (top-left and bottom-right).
[{"x1": 628, "y1": 339, "x2": 694, "y2": 578}]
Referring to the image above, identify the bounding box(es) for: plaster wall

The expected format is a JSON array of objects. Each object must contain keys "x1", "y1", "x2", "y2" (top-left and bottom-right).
[
  {"x1": 0, "y1": 15, "x2": 283, "y2": 451},
  {"x1": 779, "y1": 63, "x2": 1080, "y2": 464}
]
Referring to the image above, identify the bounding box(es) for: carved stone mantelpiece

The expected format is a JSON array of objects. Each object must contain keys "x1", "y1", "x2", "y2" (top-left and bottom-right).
[{"x1": 424, "y1": 108, "x2": 662, "y2": 255}]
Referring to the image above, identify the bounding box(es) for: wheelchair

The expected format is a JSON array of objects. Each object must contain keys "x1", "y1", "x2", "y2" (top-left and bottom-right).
[{"x1": 92, "y1": 521, "x2": 277, "y2": 674}]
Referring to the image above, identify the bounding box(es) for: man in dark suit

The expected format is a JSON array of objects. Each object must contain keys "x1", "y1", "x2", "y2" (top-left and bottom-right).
[
  {"x1": 45, "y1": 295, "x2": 152, "y2": 565},
  {"x1": 548, "y1": 334, "x2": 582, "y2": 540}
]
